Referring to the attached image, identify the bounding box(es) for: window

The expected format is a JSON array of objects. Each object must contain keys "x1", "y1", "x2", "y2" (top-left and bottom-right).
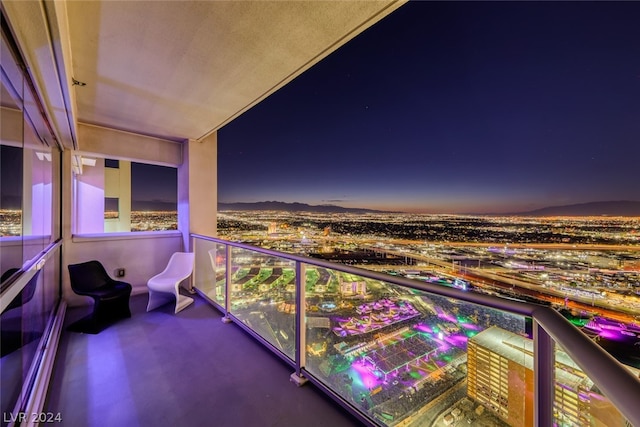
[
  {"x1": 105, "y1": 197, "x2": 119, "y2": 219},
  {"x1": 1, "y1": 28, "x2": 56, "y2": 266},
  {"x1": 0, "y1": 145, "x2": 23, "y2": 237},
  {"x1": 1, "y1": 19, "x2": 60, "y2": 421},
  {"x1": 74, "y1": 158, "x2": 177, "y2": 233},
  {"x1": 105, "y1": 158, "x2": 119, "y2": 168}
]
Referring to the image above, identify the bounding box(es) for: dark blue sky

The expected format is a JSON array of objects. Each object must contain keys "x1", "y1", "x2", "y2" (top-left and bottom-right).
[
  {"x1": 131, "y1": 162, "x2": 177, "y2": 206},
  {"x1": 218, "y1": 1, "x2": 640, "y2": 214}
]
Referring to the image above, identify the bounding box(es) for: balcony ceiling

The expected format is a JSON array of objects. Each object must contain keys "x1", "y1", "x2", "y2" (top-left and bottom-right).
[{"x1": 64, "y1": 1, "x2": 403, "y2": 143}]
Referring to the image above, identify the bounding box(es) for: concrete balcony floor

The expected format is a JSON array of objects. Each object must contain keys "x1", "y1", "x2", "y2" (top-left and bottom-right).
[{"x1": 45, "y1": 294, "x2": 362, "y2": 426}]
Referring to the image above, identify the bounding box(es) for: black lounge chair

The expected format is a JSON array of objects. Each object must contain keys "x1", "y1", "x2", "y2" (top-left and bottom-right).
[{"x1": 67, "y1": 260, "x2": 132, "y2": 333}]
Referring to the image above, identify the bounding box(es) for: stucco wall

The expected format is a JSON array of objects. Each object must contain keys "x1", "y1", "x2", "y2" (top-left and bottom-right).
[{"x1": 64, "y1": 232, "x2": 183, "y2": 306}]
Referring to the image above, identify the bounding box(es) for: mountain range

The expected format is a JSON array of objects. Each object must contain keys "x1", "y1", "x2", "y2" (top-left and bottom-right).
[
  {"x1": 218, "y1": 201, "x2": 385, "y2": 214},
  {"x1": 6, "y1": 198, "x2": 637, "y2": 216},
  {"x1": 513, "y1": 200, "x2": 640, "y2": 217},
  {"x1": 218, "y1": 200, "x2": 640, "y2": 216}
]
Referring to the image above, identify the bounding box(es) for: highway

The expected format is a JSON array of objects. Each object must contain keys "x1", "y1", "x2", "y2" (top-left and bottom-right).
[
  {"x1": 245, "y1": 234, "x2": 640, "y2": 323},
  {"x1": 356, "y1": 238, "x2": 640, "y2": 252},
  {"x1": 361, "y1": 247, "x2": 639, "y2": 324}
]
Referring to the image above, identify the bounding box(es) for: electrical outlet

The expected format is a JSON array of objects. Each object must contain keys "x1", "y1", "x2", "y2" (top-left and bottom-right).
[{"x1": 115, "y1": 268, "x2": 125, "y2": 277}]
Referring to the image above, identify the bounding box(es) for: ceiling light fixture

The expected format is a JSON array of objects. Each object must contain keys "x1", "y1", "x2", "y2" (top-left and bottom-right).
[
  {"x1": 81, "y1": 157, "x2": 96, "y2": 167},
  {"x1": 35, "y1": 151, "x2": 52, "y2": 162}
]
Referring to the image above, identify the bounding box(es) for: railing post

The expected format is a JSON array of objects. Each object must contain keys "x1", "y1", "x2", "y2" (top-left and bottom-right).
[
  {"x1": 290, "y1": 261, "x2": 308, "y2": 386},
  {"x1": 534, "y1": 319, "x2": 554, "y2": 427},
  {"x1": 222, "y1": 244, "x2": 232, "y2": 323}
]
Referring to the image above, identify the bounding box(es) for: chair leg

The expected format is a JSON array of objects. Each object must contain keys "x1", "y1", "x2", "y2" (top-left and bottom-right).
[
  {"x1": 91, "y1": 298, "x2": 107, "y2": 323},
  {"x1": 68, "y1": 297, "x2": 127, "y2": 334},
  {"x1": 94, "y1": 296, "x2": 131, "y2": 322},
  {"x1": 174, "y1": 286, "x2": 194, "y2": 314},
  {"x1": 147, "y1": 290, "x2": 173, "y2": 312},
  {"x1": 115, "y1": 294, "x2": 132, "y2": 318}
]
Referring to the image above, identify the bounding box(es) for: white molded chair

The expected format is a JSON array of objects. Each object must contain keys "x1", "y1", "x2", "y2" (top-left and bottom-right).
[{"x1": 147, "y1": 252, "x2": 195, "y2": 314}]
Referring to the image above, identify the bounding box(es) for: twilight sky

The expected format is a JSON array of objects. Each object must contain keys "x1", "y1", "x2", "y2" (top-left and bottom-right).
[{"x1": 217, "y1": 1, "x2": 640, "y2": 214}]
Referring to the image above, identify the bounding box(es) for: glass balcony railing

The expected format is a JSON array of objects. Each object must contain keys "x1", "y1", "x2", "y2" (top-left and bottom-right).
[
  {"x1": 229, "y1": 247, "x2": 297, "y2": 360},
  {"x1": 194, "y1": 238, "x2": 227, "y2": 307},
  {"x1": 191, "y1": 234, "x2": 640, "y2": 427}
]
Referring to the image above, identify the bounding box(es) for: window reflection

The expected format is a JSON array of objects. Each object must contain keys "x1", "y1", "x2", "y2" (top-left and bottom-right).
[
  {"x1": 1, "y1": 14, "x2": 60, "y2": 423},
  {"x1": 1, "y1": 32, "x2": 25, "y2": 276},
  {"x1": 0, "y1": 145, "x2": 23, "y2": 237},
  {"x1": 74, "y1": 158, "x2": 177, "y2": 233},
  {"x1": 1, "y1": 34, "x2": 54, "y2": 265}
]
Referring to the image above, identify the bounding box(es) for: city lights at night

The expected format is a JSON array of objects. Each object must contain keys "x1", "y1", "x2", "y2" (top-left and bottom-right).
[{"x1": 3, "y1": 1, "x2": 640, "y2": 426}]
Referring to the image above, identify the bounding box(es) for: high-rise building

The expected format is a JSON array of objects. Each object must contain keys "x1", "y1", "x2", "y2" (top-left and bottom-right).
[
  {"x1": 268, "y1": 222, "x2": 277, "y2": 234},
  {"x1": 467, "y1": 327, "x2": 533, "y2": 426},
  {"x1": 467, "y1": 327, "x2": 633, "y2": 427}
]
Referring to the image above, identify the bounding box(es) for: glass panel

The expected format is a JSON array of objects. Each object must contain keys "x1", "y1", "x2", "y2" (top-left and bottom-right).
[
  {"x1": 1, "y1": 245, "x2": 60, "y2": 418},
  {"x1": 229, "y1": 247, "x2": 296, "y2": 360},
  {"x1": 0, "y1": 144, "x2": 23, "y2": 278},
  {"x1": 130, "y1": 162, "x2": 176, "y2": 231},
  {"x1": 1, "y1": 18, "x2": 59, "y2": 423},
  {"x1": 554, "y1": 342, "x2": 632, "y2": 426},
  {"x1": 303, "y1": 267, "x2": 530, "y2": 426},
  {"x1": 0, "y1": 145, "x2": 23, "y2": 238},
  {"x1": 1, "y1": 33, "x2": 25, "y2": 276},
  {"x1": 105, "y1": 158, "x2": 119, "y2": 168},
  {"x1": 21, "y1": 63, "x2": 53, "y2": 262},
  {"x1": 194, "y1": 238, "x2": 226, "y2": 308},
  {"x1": 105, "y1": 197, "x2": 119, "y2": 219},
  {"x1": 2, "y1": 25, "x2": 55, "y2": 268},
  {"x1": 0, "y1": 281, "x2": 27, "y2": 416},
  {"x1": 37, "y1": 143, "x2": 53, "y2": 243},
  {"x1": 17, "y1": 270, "x2": 45, "y2": 399},
  {"x1": 42, "y1": 245, "x2": 61, "y2": 319}
]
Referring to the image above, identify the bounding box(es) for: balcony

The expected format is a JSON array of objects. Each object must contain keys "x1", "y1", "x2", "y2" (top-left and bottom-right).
[
  {"x1": 2, "y1": 1, "x2": 639, "y2": 426},
  {"x1": 44, "y1": 294, "x2": 360, "y2": 427},
  {"x1": 3, "y1": 232, "x2": 640, "y2": 427}
]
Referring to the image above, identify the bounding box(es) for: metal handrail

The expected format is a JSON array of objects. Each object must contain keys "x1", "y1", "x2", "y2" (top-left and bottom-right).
[
  {"x1": 192, "y1": 234, "x2": 535, "y2": 315},
  {"x1": 0, "y1": 239, "x2": 62, "y2": 312},
  {"x1": 192, "y1": 233, "x2": 640, "y2": 426},
  {"x1": 532, "y1": 306, "x2": 640, "y2": 426}
]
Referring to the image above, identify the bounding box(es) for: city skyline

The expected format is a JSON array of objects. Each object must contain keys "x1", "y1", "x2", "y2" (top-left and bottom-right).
[{"x1": 218, "y1": 1, "x2": 640, "y2": 214}]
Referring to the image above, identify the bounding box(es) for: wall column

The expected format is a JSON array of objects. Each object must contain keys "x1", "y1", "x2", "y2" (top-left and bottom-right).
[
  {"x1": 178, "y1": 133, "x2": 217, "y2": 251},
  {"x1": 75, "y1": 158, "x2": 105, "y2": 233}
]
